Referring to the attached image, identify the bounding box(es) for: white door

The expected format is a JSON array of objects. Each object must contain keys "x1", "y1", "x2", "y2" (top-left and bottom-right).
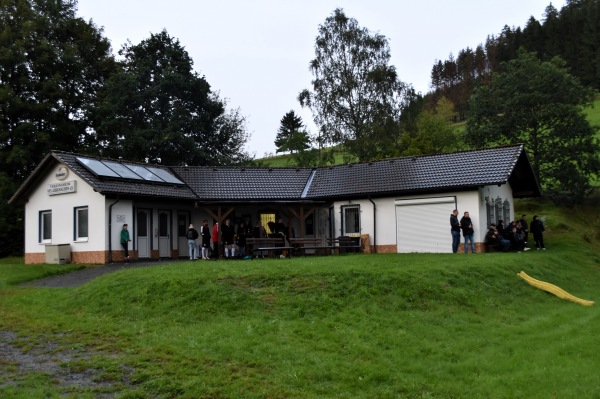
[
  {"x1": 396, "y1": 197, "x2": 456, "y2": 253},
  {"x1": 177, "y1": 212, "x2": 190, "y2": 257},
  {"x1": 136, "y1": 209, "x2": 151, "y2": 258},
  {"x1": 158, "y1": 210, "x2": 171, "y2": 257}
]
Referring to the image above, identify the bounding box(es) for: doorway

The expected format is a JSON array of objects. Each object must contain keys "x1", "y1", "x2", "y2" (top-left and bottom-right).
[
  {"x1": 136, "y1": 209, "x2": 151, "y2": 258},
  {"x1": 177, "y1": 211, "x2": 190, "y2": 257},
  {"x1": 158, "y1": 210, "x2": 171, "y2": 257}
]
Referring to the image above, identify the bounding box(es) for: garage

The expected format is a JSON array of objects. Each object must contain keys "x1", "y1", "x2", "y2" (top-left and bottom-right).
[{"x1": 396, "y1": 197, "x2": 456, "y2": 253}]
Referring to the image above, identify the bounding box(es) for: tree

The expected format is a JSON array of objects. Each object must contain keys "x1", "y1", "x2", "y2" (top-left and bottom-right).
[
  {"x1": 403, "y1": 97, "x2": 463, "y2": 155},
  {"x1": 94, "y1": 30, "x2": 251, "y2": 165},
  {"x1": 298, "y1": 8, "x2": 412, "y2": 162},
  {"x1": 0, "y1": 0, "x2": 116, "y2": 179},
  {"x1": 275, "y1": 110, "x2": 304, "y2": 153},
  {"x1": 0, "y1": 0, "x2": 116, "y2": 256},
  {"x1": 466, "y1": 50, "x2": 599, "y2": 200}
]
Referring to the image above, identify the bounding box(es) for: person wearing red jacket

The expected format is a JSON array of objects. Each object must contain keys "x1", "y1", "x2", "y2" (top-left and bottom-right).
[{"x1": 211, "y1": 221, "x2": 219, "y2": 259}]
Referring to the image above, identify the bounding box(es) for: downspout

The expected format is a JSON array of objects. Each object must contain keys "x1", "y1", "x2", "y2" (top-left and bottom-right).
[
  {"x1": 108, "y1": 197, "x2": 120, "y2": 263},
  {"x1": 368, "y1": 196, "x2": 377, "y2": 253}
]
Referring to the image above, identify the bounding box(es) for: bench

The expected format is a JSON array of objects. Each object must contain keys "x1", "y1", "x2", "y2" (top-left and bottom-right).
[
  {"x1": 485, "y1": 242, "x2": 502, "y2": 252},
  {"x1": 326, "y1": 237, "x2": 363, "y2": 254},
  {"x1": 288, "y1": 238, "x2": 324, "y2": 256},
  {"x1": 247, "y1": 237, "x2": 287, "y2": 259}
]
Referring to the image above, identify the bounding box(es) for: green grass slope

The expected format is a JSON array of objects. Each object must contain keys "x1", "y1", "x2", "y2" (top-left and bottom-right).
[{"x1": 1, "y1": 198, "x2": 599, "y2": 398}]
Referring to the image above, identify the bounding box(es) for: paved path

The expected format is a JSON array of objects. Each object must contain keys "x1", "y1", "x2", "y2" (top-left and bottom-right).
[{"x1": 20, "y1": 260, "x2": 181, "y2": 288}]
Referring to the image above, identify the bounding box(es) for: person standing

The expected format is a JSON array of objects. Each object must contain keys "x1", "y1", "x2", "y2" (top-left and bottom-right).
[
  {"x1": 460, "y1": 211, "x2": 476, "y2": 253},
  {"x1": 200, "y1": 220, "x2": 211, "y2": 260},
  {"x1": 519, "y1": 214, "x2": 529, "y2": 244},
  {"x1": 211, "y1": 221, "x2": 219, "y2": 259},
  {"x1": 186, "y1": 223, "x2": 199, "y2": 260},
  {"x1": 530, "y1": 214, "x2": 546, "y2": 250},
  {"x1": 222, "y1": 219, "x2": 235, "y2": 258},
  {"x1": 120, "y1": 223, "x2": 131, "y2": 262},
  {"x1": 253, "y1": 220, "x2": 266, "y2": 238},
  {"x1": 450, "y1": 209, "x2": 461, "y2": 253},
  {"x1": 236, "y1": 221, "x2": 250, "y2": 258}
]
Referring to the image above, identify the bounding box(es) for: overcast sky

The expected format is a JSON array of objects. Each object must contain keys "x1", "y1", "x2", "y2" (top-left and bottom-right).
[{"x1": 75, "y1": 0, "x2": 566, "y2": 157}]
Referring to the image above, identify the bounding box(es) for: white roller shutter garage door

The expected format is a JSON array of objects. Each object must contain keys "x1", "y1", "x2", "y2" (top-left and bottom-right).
[{"x1": 396, "y1": 197, "x2": 456, "y2": 253}]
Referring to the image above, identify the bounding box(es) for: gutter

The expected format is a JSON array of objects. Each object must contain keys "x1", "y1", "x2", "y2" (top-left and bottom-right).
[{"x1": 368, "y1": 196, "x2": 377, "y2": 253}]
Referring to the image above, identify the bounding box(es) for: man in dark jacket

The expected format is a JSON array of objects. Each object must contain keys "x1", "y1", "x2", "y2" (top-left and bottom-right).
[
  {"x1": 187, "y1": 224, "x2": 199, "y2": 260},
  {"x1": 485, "y1": 224, "x2": 510, "y2": 252},
  {"x1": 450, "y1": 209, "x2": 461, "y2": 253},
  {"x1": 519, "y1": 214, "x2": 529, "y2": 244},
  {"x1": 221, "y1": 219, "x2": 235, "y2": 258},
  {"x1": 200, "y1": 220, "x2": 211, "y2": 259},
  {"x1": 460, "y1": 211, "x2": 476, "y2": 253}
]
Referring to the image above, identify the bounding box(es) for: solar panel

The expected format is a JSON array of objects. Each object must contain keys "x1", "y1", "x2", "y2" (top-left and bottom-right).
[
  {"x1": 146, "y1": 167, "x2": 184, "y2": 185},
  {"x1": 102, "y1": 161, "x2": 143, "y2": 180},
  {"x1": 124, "y1": 164, "x2": 163, "y2": 182},
  {"x1": 77, "y1": 157, "x2": 120, "y2": 178}
]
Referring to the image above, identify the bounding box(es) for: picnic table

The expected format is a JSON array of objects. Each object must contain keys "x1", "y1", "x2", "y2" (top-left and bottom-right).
[
  {"x1": 326, "y1": 237, "x2": 363, "y2": 254},
  {"x1": 288, "y1": 238, "x2": 325, "y2": 256},
  {"x1": 247, "y1": 237, "x2": 292, "y2": 259}
]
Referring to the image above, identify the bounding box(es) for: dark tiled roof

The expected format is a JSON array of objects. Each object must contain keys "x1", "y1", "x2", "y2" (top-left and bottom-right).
[
  {"x1": 170, "y1": 166, "x2": 314, "y2": 201},
  {"x1": 305, "y1": 145, "x2": 531, "y2": 199},
  {"x1": 9, "y1": 145, "x2": 540, "y2": 205}
]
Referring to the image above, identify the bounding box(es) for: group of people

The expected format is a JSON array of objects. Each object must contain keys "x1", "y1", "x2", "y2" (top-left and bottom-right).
[
  {"x1": 186, "y1": 218, "x2": 283, "y2": 260},
  {"x1": 450, "y1": 210, "x2": 477, "y2": 253},
  {"x1": 187, "y1": 219, "x2": 239, "y2": 260},
  {"x1": 486, "y1": 214, "x2": 546, "y2": 252},
  {"x1": 450, "y1": 210, "x2": 546, "y2": 253}
]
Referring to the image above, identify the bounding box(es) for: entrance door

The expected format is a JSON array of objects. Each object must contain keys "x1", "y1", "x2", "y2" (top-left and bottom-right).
[
  {"x1": 158, "y1": 210, "x2": 171, "y2": 257},
  {"x1": 177, "y1": 212, "x2": 190, "y2": 257},
  {"x1": 136, "y1": 209, "x2": 151, "y2": 258}
]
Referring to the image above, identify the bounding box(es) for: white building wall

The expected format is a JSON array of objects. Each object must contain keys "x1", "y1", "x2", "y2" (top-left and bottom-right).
[
  {"x1": 331, "y1": 185, "x2": 514, "y2": 253},
  {"x1": 24, "y1": 164, "x2": 107, "y2": 256},
  {"x1": 106, "y1": 199, "x2": 134, "y2": 254}
]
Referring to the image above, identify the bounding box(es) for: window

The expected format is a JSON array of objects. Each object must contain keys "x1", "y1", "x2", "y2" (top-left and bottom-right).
[
  {"x1": 40, "y1": 210, "x2": 52, "y2": 243},
  {"x1": 75, "y1": 207, "x2": 88, "y2": 240},
  {"x1": 503, "y1": 200, "x2": 511, "y2": 222},
  {"x1": 260, "y1": 213, "x2": 276, "y2": 234},
  {"x1": 485, "y1": 197, "x2": 493, "y2": 227},
  {"x1": 305, "y1": 213, "x2": 314, "y2": 236},
  {"x1": 495, "y1": 197, "x2": 503, "y2": 224},
  {"x1": 341, "y1": 205, "x2": 360, "y2": 236}
]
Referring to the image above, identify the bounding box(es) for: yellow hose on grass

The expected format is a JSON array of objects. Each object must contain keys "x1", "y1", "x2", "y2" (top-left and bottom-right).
[{"x1": 518, "y1": 271, "x2": 594, "y2": 307}]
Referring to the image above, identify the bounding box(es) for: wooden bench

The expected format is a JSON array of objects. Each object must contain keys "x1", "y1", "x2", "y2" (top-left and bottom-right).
[
  {"x1": 326, "y1": 237, "x2": 363, "y2": 254},
  {"x1": 485, "y1": 242, "x2": 502, "y2": 252},
  {"x1": 288, "y1": 238, "x2": 324, "y2": 256},
  {"x1": 247, "y1": 237, "x2": 287, "y2": 259}
]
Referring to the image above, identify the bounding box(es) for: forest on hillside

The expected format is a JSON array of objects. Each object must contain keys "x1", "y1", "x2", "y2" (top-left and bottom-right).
[{"x1": 427, "y1": 0, "x2": 600, "y2": 119}]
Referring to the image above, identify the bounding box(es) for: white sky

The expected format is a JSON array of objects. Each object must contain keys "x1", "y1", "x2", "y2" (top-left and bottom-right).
[{"x1": 75, "y1": 0, "x2": 565, "y2": 157}]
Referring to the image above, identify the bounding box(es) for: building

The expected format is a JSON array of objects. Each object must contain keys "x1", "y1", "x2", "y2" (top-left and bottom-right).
[{"x1": 9, "y1": 144, "x2": 540, "y2": 264}]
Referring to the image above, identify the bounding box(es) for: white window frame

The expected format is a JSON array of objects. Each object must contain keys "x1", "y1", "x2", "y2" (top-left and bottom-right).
[
  {"x1": 341, "y1": 205, "x2": 360, "y2": 236},
  {"x1": 74, "y1": 206, "x2": 89, "y2": 241},
  {"x1": 503, "y1": 200, "x2": 511, "y2": 223},
  {"x1": 40, "y1": 210, "x2": 52, "y2": 243}
]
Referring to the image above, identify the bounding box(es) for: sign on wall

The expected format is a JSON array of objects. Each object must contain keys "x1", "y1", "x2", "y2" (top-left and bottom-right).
[{"x1": 47, "y1": 180, "x2": 77, "y2": 196}]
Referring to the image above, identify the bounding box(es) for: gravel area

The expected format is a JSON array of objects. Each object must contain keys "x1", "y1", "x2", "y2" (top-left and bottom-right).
[
  {"x1": 3, "y1": 260, "x2": 178, "y2": 396},
  {"x1": 0, "y1": 331, "x2": 132, "y2": 397}
]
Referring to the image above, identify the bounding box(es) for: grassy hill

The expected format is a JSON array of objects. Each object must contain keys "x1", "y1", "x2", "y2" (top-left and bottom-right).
[{"x1": 1, "y1": 197, "x2": 599, "y2": 398}]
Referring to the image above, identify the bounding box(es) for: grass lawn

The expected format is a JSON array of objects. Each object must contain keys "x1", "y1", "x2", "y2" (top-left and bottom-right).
[{"x1": 1, "y1": 198, "x2": 599, "y2": 398}]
